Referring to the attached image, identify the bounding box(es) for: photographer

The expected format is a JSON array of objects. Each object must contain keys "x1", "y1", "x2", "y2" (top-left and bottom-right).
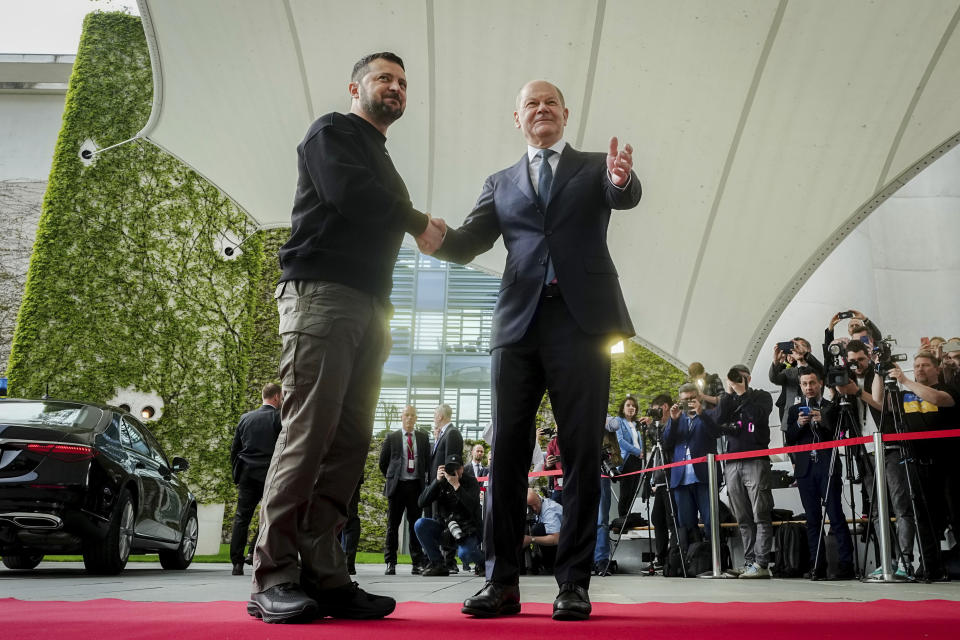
[
  {"x1": 824, "y1": 309, "x2": 882, "y2": 358},
  {"x1": 606, "y1": 396, "x2": 643, "y2": 518},
  {"x1": 595, "y1": 420, "x2": 623, "y2": 575},
  {"x1": 871, "y1": 352, "x2": 957, "y2": 580},
  {"x1": 769, "y1": 337, "x2": 824, "y2": 424},
  {"x1": 663, "y1": 384, "x2": 720, "y2": 553},
  {"x1": 688, "y1": 362, "x2": 724, "y2": 408},
  {"x1": 524, "y1": 488, "x2": 562, "y2": 575},
  {"x1": 543, "y1": 425, "x2": 563, "y2": 504},
  {"x1": 715, "y1": 365, "x2": 774, "y2": 579},
  {"x1": 414, "y1": 454, "x2": 484, "y2": 577},
  {"x1": 785, "y1": 367, "x2": 854, "y2": 580},
  {"x1": 639, "y1": 393, "x2": 674, "y2": 570}
]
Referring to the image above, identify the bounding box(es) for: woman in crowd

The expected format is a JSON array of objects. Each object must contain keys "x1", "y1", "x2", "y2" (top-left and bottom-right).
[{"x1": 607, "y1": 396, "x2": 644, "y2": 519}]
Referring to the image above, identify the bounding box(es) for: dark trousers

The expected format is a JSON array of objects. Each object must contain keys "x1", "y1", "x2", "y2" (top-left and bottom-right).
[
  {"x1": 230, "y1": 468, "x2": 266, "y2": 565},
  {"x1": 651, "y1": 484, "x2": 675, "y2": 562},
  {"x1": 796, "y1": 455, "x2": 853, "y2": 569},
  {"x1": 617, "y1": 455, "x2": 644, "y2": 518},
  {"x1": 339, "y1": 481, "x2": 361, "y2": 564},
  {"x1": 385, "y1": 480, "x2": 425, "y2": 565},
  {"x1": 254, "y1": 281, "x2": 389, "y2": 593},
  {"x1": 485, "y1": 294, "x2": 610, "y2": 589},
  {"x1": 674, "y1": 482, "x2": 711, "y2": 550}
]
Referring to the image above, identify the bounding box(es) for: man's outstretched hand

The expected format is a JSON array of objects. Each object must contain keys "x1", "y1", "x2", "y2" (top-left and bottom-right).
[
  {"x1": 606, "y1": 136, "x2": 634, "y2": 187},
  {"x1": 416, "y1": 215, "x2": 446, "y2": 254}
]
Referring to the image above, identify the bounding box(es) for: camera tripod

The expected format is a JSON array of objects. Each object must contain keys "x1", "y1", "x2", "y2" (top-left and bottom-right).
[
  {"x1": 861, "y1": 375, "x2": 937, "y2": 582},
  {"x1": 809, "y1": 395, "x2": 866, "y2": 579},
  {"x1": 605, "y1": 436, "x2": 688, "y2": 577}
]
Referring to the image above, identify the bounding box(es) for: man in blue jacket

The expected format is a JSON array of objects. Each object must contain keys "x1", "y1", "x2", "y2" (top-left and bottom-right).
[
  {"x1": 785, "y1": 367, "x2": 854, "y2": 580},
  {"x1": 662, "y1": 383, "x2": 720, "y2": 551}
]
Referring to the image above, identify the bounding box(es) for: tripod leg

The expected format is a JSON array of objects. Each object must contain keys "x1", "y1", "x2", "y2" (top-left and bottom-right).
[{"x1": 606, "y1": 465, "x2": 648, "y2": 573}]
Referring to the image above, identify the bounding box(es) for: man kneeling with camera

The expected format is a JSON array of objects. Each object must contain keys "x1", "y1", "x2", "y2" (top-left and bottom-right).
[
  {"x1": 415, "y1": 454, "x2": 484, "y2": 576},
  {"x1": 524, "y1": 488, "x2": 562, "y2": 575}
]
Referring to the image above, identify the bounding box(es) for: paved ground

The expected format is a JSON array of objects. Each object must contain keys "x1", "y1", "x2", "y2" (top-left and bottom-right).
[{"x1": 3, "y1": 562, "x2": 958, "y2": 604}]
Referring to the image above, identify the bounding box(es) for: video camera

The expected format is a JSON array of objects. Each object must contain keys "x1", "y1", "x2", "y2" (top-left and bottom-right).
[
  {"x1": 600, "y1": 445, "x2": 621, "y2": 482},
  {"x1": 825, "y1": 342, "x2": 858, "y2": 387},
  {"x1": 874, "y1": 336, "x2": 907, "y2": 377}
]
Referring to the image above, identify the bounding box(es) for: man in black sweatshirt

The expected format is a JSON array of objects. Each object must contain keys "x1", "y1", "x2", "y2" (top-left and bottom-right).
[
  {"x1": 248, "y1": 52, "x2": 443, "y2": 625},
  {"x1": 715, "y1": 364, "x2": 774, "y2": 579}
]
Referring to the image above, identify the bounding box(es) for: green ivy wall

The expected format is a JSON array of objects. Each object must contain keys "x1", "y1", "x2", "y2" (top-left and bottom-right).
[{"x1": 6, "y1": 12, "x2": 261, "y2": 503}]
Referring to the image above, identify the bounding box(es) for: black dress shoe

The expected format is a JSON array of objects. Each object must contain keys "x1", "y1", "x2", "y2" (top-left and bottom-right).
[
  {"x1": 305, "y1": 581, "x2": 396, "y2": 619},
  {"x1": 552, "y1": 582, "x2": 591, "y2": 621},
  {"x1": 411, "y1": 564, "x2": 422, "y2": 575},
  {"x1": 827, "y1": 564, "x2": 855, "y2": 581},
  {"x1": 422, "y1": 562, "x2": 450, "y2": 577},
  {"x1": 232, "y1": 563, "x2": 244, "y2": 576},
  {"x1": 461, "y1": 582, "x2": 521, "y2": 617},
  {"x1": 247, "y1": 583, "x2": 319, "y2": 624},
  {"x1": 244, "y1": 555, "x2": 254, "y2": 566},
  {"x1": 347, "y1": 563, "x2": 357, "y2": 576},
  {"x1": 384, "y1": 563, "x2": 396, "y2": 575}
]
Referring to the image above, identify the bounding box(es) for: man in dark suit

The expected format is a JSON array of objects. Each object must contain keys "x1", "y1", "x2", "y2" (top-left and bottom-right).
[
  {"x1": 378, "y1": 405, "x2": 430, "y2": 575},
  {"x1": 785, "y1": 367, "x2": 854, "y2": 580},
  {"x1": 230, "y1": 383, "x2": 283, "y2": 576},
  {"x1": 423, "y1": 80, "x2": 640, "y2": 621},
  {"x1": 429, "y1": 404, "x2": 463, "y2": 572},
  {"x1": 465, "y1": 443, "x2": 489, "y2": 480}
]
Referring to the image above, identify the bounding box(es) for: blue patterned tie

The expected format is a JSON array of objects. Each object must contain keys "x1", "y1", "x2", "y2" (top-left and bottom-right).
[{"x1": 538, "y1": 149, "x2": 557, "y2": 283}]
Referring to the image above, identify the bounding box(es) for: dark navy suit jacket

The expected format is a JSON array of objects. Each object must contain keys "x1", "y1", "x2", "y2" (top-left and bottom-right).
[
  {"x1": 662, "y1": 411, "x2": 720, "y2": 488},
  {"x1": 434, "y1": 144, "x2": 641, "y2": 349},
  {"x1": 785, "y1": 398, "x2": 839, "y2": 479}
]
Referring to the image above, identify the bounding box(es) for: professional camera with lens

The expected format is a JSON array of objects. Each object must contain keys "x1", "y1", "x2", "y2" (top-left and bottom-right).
[
  {"x1": 874, "y1": 336, "x2": 907, "y2": 377},
  {"x1": 645, "y1": 406, "x2": 662, "y2": 421},
  {"x1": 824, "y1": 342, "x2": 858, "y2": 387},
  {"x1": 525, "y1": 506, "x2": 539, "y2": 531},
  {"x1": 600, "y1": 446, "x2": 621, "y2": 482},
  {"x1": 446, "y1": 517, "x2": 464, "y2": 541},
  {"x1": 540, "y1": 427, "x2": 556, "y2": 438}
]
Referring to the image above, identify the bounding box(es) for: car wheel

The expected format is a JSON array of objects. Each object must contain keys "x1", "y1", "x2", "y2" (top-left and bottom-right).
[
  {"x1": 83, "y1": 487, "x2": 135, "y2": 575},
  {"x1": 159, "y1": 508, "x2": 198, "y2": 570},
  {"x1": 2, "y1": 553, "x2": 44, "y2": 570}
]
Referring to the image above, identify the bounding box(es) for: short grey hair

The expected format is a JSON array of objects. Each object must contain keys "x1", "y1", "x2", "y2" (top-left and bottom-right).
[
  {"x1": 436, "y1": 404, "x2": 453, "y2": 420},
  {"x1": 678, "y1": 382, "x2": 699, "y2": 396}
]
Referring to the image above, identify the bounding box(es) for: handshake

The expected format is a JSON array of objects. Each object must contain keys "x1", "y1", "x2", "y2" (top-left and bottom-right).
[{"x1": 416, "y1": 215, "x2": 447, "y2": 255}]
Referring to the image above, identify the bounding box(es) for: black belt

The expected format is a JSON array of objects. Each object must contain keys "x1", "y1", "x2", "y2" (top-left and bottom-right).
[{"x1": 542, "y1": 283, "x2": 561, "y2": 298}]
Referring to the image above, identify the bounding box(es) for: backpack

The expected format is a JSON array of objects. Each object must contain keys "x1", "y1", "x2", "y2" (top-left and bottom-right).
[
  {"x1": 773, "y1": 523, "x2": 809, "y2": 577},
  {"x1": 685, "y1": 540, "x2": 732, "y2": 576},
  {"x1": 685, "y1": 541, "x2": 712, "y2": 576},
  {"x1": 664, "y1": 544, "x2": 685, "y2": 577}
]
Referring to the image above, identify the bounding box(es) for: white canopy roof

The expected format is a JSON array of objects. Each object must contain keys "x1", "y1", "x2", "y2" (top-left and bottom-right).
[{"x1": 136, "y1": 0, "x2": 960, "y2": 371}]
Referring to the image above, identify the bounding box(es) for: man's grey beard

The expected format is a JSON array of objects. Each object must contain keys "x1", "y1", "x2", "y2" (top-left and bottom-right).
[{"x1": 361, "y1": 92, "x2": 403, "y2": 123}]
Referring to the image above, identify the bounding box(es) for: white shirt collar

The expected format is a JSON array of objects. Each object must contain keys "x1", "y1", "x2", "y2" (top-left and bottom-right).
[{"x1": 527, "y1": 139, "x2": 567, "y2": 162}]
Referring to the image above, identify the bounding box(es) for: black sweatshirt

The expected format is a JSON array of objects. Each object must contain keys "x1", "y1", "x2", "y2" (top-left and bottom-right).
[{"x1": 278, "y1": 112, "x2": 429, "y2": 302}]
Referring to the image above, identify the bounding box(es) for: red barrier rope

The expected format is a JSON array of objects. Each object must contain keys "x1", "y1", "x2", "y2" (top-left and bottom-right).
[{"x1": 477, "y1": 428, "x2": 960, "y2": 483}]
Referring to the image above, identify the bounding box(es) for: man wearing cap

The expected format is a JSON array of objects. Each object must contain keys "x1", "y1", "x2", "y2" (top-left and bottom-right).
[
  {"x1": 715, "y1": 364, "x2": 775, "y2": 578},
  {"x1": 415, "y1": 454, "x2": 484, "y2": 576}
]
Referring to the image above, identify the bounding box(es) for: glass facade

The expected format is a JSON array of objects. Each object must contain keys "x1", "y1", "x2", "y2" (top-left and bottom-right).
[{"x1": 375, "y1": 249, "x2": 499, "y2": 440}]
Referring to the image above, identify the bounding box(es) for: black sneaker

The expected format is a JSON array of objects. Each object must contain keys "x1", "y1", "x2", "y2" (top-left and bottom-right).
[
  {"x1": 247, "y1": 583, "x2": 319, "y2": 624},
  {"x1": 307, "y1": 581, "x2": 396, "y2": 619}
]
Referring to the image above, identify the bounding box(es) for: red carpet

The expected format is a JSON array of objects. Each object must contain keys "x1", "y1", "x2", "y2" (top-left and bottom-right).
[{"x1": 1, "y1": 598, "x2": 957, "y2": 639}]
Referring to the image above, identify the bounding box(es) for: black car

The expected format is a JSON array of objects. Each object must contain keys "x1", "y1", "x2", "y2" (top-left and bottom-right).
[{"x1": 0, "y1": 398, "x2": 198, "y2": 574}]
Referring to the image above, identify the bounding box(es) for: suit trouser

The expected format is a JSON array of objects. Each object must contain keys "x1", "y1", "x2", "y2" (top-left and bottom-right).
[
  {"x1": 230, "y1": 468, "x2": 266, "y2": 565},
  {"x1": 485, "y1": 294, "x2": 610, "y2": 589},
  {"x1": 339, "y1": 480, "x2": 362, "y2": 563},
  {"x1": 384, "y1": 480, "x2": 425, "y2": 565},
  {"x1": 796, "y1": 455, "x2": 853, "y2": 568},
  {"x1": 673, "y1": 482, "x2": 711, "y2": 551},
  {"x1": 725, "y1": 458, "x2": 774, "y2": 567},
  {"x1": 253, "y1": 280, "x2": 389, "y2": 593}
]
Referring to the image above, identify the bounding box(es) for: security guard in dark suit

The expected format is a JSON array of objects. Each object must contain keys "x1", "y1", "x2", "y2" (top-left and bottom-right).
[
  {"x1": 230, "y1": 383, "x2": 283, "y2": 575},
  {"x1": 379, "y1": 405, "x2": 431, "y2": 574}
]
